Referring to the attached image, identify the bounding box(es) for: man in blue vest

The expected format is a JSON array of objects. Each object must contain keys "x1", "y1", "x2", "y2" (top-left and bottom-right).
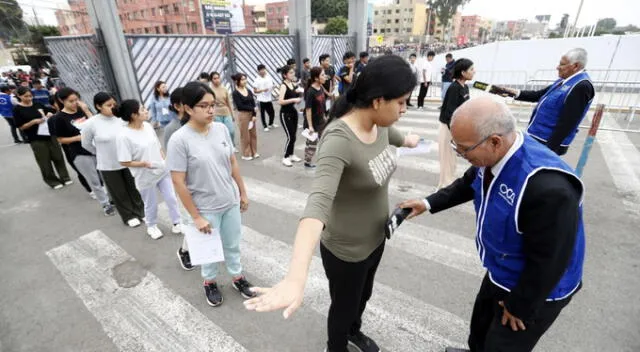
[
  {"x1": 504, "y1": 48, "x2": 594, "y2": 156},
  {"x1": 0, "y1": 85, "x2": 23, "y2": 144},
  {"x1": 399, "y1": 96, "x2": 585, "y2": 352},
  {"x1": 31, "y1": 79, "x2": 51, "y2": 107}
]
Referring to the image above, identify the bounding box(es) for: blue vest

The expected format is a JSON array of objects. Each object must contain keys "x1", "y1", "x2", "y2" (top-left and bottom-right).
[
  {"x1": 527, "y1": 71, "x2": 593, "y2": 147},
  {"x1": 31, "y1": 88, "x2": 50, "y2": 106},
  {"x1": 472, "y1": 134, "x2": 585, "y2": 301},
  {"x1": 0, "y1": 93, "x2": 13, "y2": 118}
]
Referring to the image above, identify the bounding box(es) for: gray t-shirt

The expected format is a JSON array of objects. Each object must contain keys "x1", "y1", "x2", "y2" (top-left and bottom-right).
[
  {"x1": 163, "y1": 117, "x2": 181, "y2": 148},
  {"x1": 166, "y1": 122, "x2": 239, "y2": 213},
  {"x1": 302, "y1": 119, "x2": 405, "y2": 262}
]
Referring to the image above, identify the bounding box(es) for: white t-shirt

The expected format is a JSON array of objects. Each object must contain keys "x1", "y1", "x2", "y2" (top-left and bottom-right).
[
  {"x1": 253, "y1": 75, "x2": 274, "y2": 102},
  {"x1": 116, "y1": 121, "x2": 168, "y2": 190},
  {"x1": 81, "y1": 114, "x2": 126, "y2": 171},
  {"x1": 416, "y1": 58, "x2": 434, "y2": 83}
]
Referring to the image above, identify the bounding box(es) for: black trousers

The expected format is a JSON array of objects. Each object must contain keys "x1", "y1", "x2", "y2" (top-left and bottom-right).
[
  {"x1": 3, "y1": 117, "x2": 22, "y2": 142},
  {"x1": 468, "y1": 274, "x2": 572, "y2": 352},
  {"x1": 321, "y1": 241, "x2": 385, "y2": 352},
  {"x1": 280, "y1": 110, "x2": 298, "y2": 158},
  {"x1": 30, "y1": 139, "x2": 70, "y2": 188},
  {"x1": 259, "y1": 101, "x2": 275, "y2": 128},
  {"x1": 417, "y1": 82, "x2": 430, "y2": 107},
  {"x1": 101, "y1": 169, "x2": 144, "y2": 223},
  {"x1": 406, "y1": 89, "x2": 414, "y2": 106}
]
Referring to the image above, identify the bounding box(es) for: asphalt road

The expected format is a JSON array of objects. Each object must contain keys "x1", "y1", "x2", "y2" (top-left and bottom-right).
[{"x1": 0, "y1": 102, "x2": 638, "y2": 352}]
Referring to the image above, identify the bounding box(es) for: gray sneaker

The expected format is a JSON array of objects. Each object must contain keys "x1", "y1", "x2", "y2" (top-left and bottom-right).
[{"x1": 103, "y1": 204, "x2": 116, "y2": 216}]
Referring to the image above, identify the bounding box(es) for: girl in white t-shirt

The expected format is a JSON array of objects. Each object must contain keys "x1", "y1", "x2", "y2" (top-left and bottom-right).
[{"x1": 115, "y1": 99, "x2": 182, "y2": 240}]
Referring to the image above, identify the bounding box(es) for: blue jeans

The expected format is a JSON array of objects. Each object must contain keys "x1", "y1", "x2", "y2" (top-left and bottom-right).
[
  {"x1": 196, "y1": 205, "x2": 243, "y2": 281},
  {"x1": 441, "y1": 82, "x2": 452, "y2": 100},
  {"x1": 215, "y1": 115, "x2": 235, "y2": 146}
]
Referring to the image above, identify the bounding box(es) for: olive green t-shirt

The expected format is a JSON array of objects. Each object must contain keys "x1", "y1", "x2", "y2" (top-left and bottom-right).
[{"x1": 302, "y1": 119, "x2": 405, "y2": 262}]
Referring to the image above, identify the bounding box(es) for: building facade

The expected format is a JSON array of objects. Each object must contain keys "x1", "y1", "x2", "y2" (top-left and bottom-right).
[
  {"x1": 265, "y1": 1, "x2": 289, "y2": 32},
  {"x1": 372, "y1": 0, "x2": 427, "y2": 41},
  {"x1": 56, "y1": 0, "x2": 204, "y2": 35}
]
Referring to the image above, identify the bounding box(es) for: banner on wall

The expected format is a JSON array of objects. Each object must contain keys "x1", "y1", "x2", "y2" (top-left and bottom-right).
[{"x1": 201, "y1": 0, "x2": 246, "y2": 34}]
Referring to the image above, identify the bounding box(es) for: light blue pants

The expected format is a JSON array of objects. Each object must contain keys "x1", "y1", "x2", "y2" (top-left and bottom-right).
[
  {"x1": 198, "y1": 205, "x2": 243, "y2": 282},
  {"x1": 441, "y1": 82, "x2": 452, "y2": 99},
  {"x1": 215, "y1": 115, "x2": 236, "y2": 146}
]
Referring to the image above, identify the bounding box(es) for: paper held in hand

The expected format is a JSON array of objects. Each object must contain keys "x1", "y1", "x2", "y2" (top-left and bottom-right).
[
  {"x1": 183, "y1": 224, "x2": 225, "y2": 266},
  {"x1": 37, "y1": 117, "x2": 50, "y2": 136},
  {"x1": 396, "y1": 139, "x2": 434, "y2": 157}
]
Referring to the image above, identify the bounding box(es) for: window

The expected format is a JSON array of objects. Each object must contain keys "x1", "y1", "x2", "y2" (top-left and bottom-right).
[
  {"x1": 278, "y1": 18, "x2": 283, "y2": 24},
  {"x1": 373, "y1": 29, "x2": 378, "y2": 33},
  {"x1": 155, "y1": 26, "x2": 160, "y2": 33},
  {"x1": 375, "y1": 11, "x2": 378, "y2": 15},
  {"x1": 191, "y1": 22, "x2": 198, "y2": 32},
  {"x1": 394, "y1": 28, "x2": 399, "y2": 33},
  {"x1": 158, "y1": 7, "x2": 163, "y2": 16},
  {"x1": 144, "y1": 27, "x2": 150, "y2": 33},
  {"x1": 396, "y1": 0, "x2": 400, "y2": 4},
  {"x1": 268, "y1": 8, "x2": 273, "y2": 14},
  {"x1": 406, "y1": 28, "x2": 412, "y2": 32},
  {"x1": 177, "y1": 23, "x2": 182, "y2": 33},
  {"x1": 387, "y1": 19, "x2": 391, "y2": 23},
  {"x1": 136, "y1": 28, "x2": 142, "y2": 34},
  {"x1": 151, "y1": 8, "x2": 156, "y2": 16},
  {"x1": 173, "y1": 3, "x2": 180, "y2": 14},
  {"x1": 189, "y1": 0, "x2": 195, "y2": 11},
  {"x1": 277, "y1": 7, "x2": 281, "y2": 13},
  {"x1": 395, "y1": 19, "x2": 399, "y2": 23},
  {"x1": 395, "y1": 9, "x2": 400, "y2": 13},
  {"x1": 163, "y1": 24, "x2": 170, "y2": 33}
]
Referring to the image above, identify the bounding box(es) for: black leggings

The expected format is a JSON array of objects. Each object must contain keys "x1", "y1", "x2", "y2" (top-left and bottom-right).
[
  {"x1": 259, "y1": 101, "x2": 275, "y2": 128},
  {"x1": 321, "y1": 241, "x2": 385, "y2": 352},
  {"x1": 4, "y1": 117, "x2": 24, "y2": 142},
  {"x1": 417, "y1": 82, "x2": 430, "y2": 107},
  {"x1": 280, "y1": 110, "x2": 298, "y2": 158}
]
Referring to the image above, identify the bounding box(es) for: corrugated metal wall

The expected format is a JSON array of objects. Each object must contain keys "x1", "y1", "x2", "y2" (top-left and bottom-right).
[
  {"x1": 44, "y1": 35, "x2": 116, "y2": 106},
  {"x1": 311, "y1": 35, "x2": 355, "y2": 71},
  {"x1": 125, "y1": 35, "x2": 228, "y2": 108},
  {"x1": 229, "y1": 35, "x2": 295, "y2": 100}
]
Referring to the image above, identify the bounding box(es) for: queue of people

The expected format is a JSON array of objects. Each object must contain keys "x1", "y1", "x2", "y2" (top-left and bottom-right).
[{"x1": 3, "y1": 46, "x2": 594, "y2": 352}]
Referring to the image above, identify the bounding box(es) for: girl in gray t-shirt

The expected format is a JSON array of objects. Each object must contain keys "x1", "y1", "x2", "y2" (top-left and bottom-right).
[{"x1": 167, "y1": 81, "x2": 256, "y2": 307}]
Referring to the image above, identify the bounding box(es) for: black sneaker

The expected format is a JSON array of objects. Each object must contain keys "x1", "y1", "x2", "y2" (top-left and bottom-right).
[
  {"x1": 177, "y1": 248, "x2": 194, "y2": 271},
  {"x1": 347, "y1": 331, "x2": 380, "y2": 352},
  {"x1": 444, "y1": 348, "x2": 470, "y2": 352},
  {"x1": 103, "y1": 204, "x2": 116, "y2": 216},
  {"x1": 204, "y1": 282, "x2": 223, "y2": 307},
  {"x1": 304, "y1": 162, "x2": 316, "y2": 169},
  {"x1": 232, "y1": 276, "x2": 256, "y2": 299}
]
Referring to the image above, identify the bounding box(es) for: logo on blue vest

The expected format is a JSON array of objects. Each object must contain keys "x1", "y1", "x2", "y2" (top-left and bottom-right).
[{"x1": 498, "y1": 183, "x2": 515, "y2": 206}]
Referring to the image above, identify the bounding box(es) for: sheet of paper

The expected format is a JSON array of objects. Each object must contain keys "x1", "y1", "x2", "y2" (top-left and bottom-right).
[
  {"x1": 161, "y1": 107, "x2": 169, "y2": 115},
  {"x1": 37, "y1": 118, "x2": 50, "y2": 136},
  {"x1": 183, "y1": 224, "x2": 225, "y2": 266},
  {"x1": 396, "y1": 139, "x2": 434, "y2": 157},
  {"x1": 248, "y1": 120, "x2": 254, "y2": 130}
]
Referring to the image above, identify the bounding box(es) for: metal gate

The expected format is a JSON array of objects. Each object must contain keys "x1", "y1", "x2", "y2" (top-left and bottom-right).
[
  {"x1": 125, "y1": 35, "x2": 228, "y2": 107},
  {"x1": 312, "y1": 35, "x2": 355, "y2": 70},
  {"x1": 229, "y1": 35, "x2": 296, "y2": 100},
  {"x1": 44, "y1": 35, "x2": 117, "y2": 106}
]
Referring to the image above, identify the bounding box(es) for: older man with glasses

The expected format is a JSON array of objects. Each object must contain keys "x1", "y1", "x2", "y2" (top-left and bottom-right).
[
  {"x1": 399, "y1": 96, "x2": 585, "y2": 352},
  {"x1": 502, "y1": 48, "x2": 594, "y2": 156}
]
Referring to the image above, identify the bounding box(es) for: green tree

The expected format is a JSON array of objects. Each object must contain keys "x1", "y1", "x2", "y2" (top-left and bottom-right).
[
  {"x1": 431, "y1": 0, "x2": 470, "y2": 41},
  {"x1": 323, "y1": 16, "x2": 348, "y2": 35},
  {"x1": 0, "y1": 0, "x2": 29, "y2": 41},
  {"x1": 596, "y1": 18, "x2": 617, "y2": 32},
  {"x1": 311, "y1": 0, "x2": 348, "y2": 22},
  {"x1": 28, "y1": 25, "x2": 60, "y2": 51}
]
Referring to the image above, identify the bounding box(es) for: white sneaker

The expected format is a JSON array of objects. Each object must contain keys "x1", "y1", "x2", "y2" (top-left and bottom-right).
[
  {"x1": 146, "y1": 225, "x2": 164, "y2": 240},
  {"x1": 253, "y1": 153, "x2": 260, "y2": 159},
  {"x1": 264, "y1": 127, "x2": 270, "y2": 132},
  {"x1": 127, "y1": 218, "x2": 141, "y2": 228},
  {"x1": 53, "y1": 184, "x2": 63, "y2": 190},
  {"x1": 171, "y1": 223, "x2": 182, "y2": 234},
  {"x1": 64, "y1": 180, "x2": 73, "y2": 186},
  {"x1": 89, "y1": 191, "x2": 97, "y2": 200},
  {"x1": 298, "y1": 124, "x2": 303, "y2": 128},
  {"x1": 282, "y1": 157, "x2": 293, "y2": 167},
  {"x1": 290, "y1": 155, "x2": 302, "y2": 163},
  {"x1": 270, "y1": 123, "x2": 279, "y2": 128},
  {"x1": 241, "y1": 156, "x2": 253, "y2": 161},
  {"x1": 234, "y1": 147, "x2": 239, "y2": 153}
]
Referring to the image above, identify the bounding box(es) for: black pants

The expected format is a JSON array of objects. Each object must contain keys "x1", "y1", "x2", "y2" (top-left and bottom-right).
[
  {"x1": 101, "y1": 169, "x2": 144, "y2": 223},
  {"x1": 321, "y1": 241, "x2": 385, "y2": 352},
  {"x1": 259, "y1": 101, "x2": 275, "y2": 128},
  {"x1": 406, "y1": 89, "x2": 414, "y2": 106},
  {"x1": 280, "y1": 110, "x2": 298, "y2": 158},
  {"x1": 468, "y1": 274, "x2": 572, "y2": 352},
  {"x1": 417, "y1": 82, "x2": 430, "y2": 107},
  {"x1": 4, "y1": 117, "x2": 22, "y2": 142},
  {"x1": 30, "y1": 139, "x2": 71, "y2": 188}
]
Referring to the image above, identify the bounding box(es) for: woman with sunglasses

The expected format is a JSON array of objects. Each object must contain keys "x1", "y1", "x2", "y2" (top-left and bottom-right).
[{"x1": 438, "y1": 58, "x2": 475, "y2": 189}]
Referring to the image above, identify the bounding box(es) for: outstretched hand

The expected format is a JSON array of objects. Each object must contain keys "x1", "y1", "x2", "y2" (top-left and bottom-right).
[
  {"x1": 397, "y1": 199, "x2": 428, "y2": 220},
  {"x1": 243, "y1": 278, "x2": 305, "y2": 319}
]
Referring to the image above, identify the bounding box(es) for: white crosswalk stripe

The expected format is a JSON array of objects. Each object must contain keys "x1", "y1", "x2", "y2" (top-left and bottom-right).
[
  {"x1": 155, "y1": 205, "x2": 470, "y2": 351},
  {"x1": 398, "y1": 117, "x2": 442, "y2": 126},
  {"x1": 396, "y1": 125, "x2": 438, "y2": 137},
  {"x1": 46, "y1": 231, "x2": 248, "y2": 352},
  {"x1": 240, "y1": 176, "x2": 483, "y2": 277}
]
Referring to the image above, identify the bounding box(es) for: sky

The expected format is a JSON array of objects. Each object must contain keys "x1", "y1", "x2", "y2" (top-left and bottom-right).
[{"x1": 20, "y1": 0, "x2": 639, "y2": 28}]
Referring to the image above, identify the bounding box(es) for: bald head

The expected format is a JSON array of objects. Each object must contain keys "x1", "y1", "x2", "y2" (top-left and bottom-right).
[{"x1": 451, "y1": 96, "x2": 516, "y2": 140}]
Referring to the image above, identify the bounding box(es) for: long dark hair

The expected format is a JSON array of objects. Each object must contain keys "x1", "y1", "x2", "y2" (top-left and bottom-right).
[
  {"x1": 93, "y1": 92, "x2": 116, "y2": 112},
  {"x1": 277, "y1": 65, "x2": 293, "y2": 82},
  {"x1": 112, "y1": 99, "x2": 141, "y2": 122},
  {"x1": 306, "y1": 66, "x2": 323, "y2": 93},
  {"x1": 329, "y1": 55, "x2": 416, "y2": 123},
  {"x1": 153, "y1": 80, "x2": 168, "y2": 99},
  {"x1": 453, "y1": 58, "x2": 474, "y2": 79},
  {"x1": 55, "y1": 87, "x2": 80, "y2": 112},
  {"x1": 169, "y1": 87, "x2": 183, "y2": 113},
  {"x1": 181, "y1": 81, "x2": 215, "y2": 125},
  {"x1": 231, "y1": 73, "x2": 246, "y2": 88}
]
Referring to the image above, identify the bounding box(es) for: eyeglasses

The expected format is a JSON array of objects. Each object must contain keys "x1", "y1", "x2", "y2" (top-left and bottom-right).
[
  {"x1": 194, "y1": 103, "x2": 215, "y2": 110},
  {"x1": 450, "y1": 134, "x2": 502, "y2": 158}
]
